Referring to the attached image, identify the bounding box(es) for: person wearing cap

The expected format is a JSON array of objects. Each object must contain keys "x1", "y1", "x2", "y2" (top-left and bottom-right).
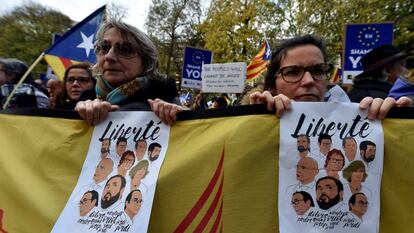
[{"x1": 347, "y1": 44, "x2": 410, "y2": 103}]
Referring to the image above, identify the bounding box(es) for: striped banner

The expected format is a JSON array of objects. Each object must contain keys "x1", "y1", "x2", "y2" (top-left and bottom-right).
[
  {"x1": 44, "y1": 54, "x2": 79, "y2": 80},
  {"x1": 0, "y1": 106, "x2": 414, "y2": 232},
  {"x1": 246, "y1": 40, "x2": 271, "y2": 81},
  {"x1": 174, "y1": 148, "x2": 224, "y2": 233}
]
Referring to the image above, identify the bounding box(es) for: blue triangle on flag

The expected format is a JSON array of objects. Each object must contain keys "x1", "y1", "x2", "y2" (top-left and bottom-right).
[{"x1": 45, "y1": 5, "x2": 106, "y2": 63}]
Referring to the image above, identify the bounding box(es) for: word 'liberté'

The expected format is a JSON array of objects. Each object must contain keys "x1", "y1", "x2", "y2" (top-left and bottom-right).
[
  {"x1": 291, "y1": 113, "x2": 372, "y2": 139},
  {"x1": 99, "y1": 120, "x2": 161, "y2": 142}
]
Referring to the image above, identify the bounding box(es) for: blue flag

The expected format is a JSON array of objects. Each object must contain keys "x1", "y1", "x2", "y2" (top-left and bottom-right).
[{"x1": 44, "y1": 5, "x2": 106, "y2": 79}]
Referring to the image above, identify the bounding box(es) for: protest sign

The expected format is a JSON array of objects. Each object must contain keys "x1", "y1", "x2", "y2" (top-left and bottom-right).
[
  {"x1": 201, "y1": 62, "x2": 246, "y2": 93},
  {"x1": 342, "y1": 23, "x2": 393, "y2": 84},
  {"x1": 0, "y1": 106, "x2": 413, "y2": 233},
  {"x1": 52, "y1": 112, "x2": 170, "y2": 233},
  {"x1": 181, "y1": 47, "x2": 213, "y2": 89},
  {"x1": 279, "y1": 102, "x2": 383, "y2": 233}
]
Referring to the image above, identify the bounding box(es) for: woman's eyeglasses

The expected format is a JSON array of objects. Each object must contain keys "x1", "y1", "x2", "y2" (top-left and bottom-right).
[
  {"x1": 276, "y1": 63, "x2": 331, "y2": 83},
  {"x1": 66, "y1": 76, "x2": 92, "y2": 85},
  {"x1": 95, "y1": 41, "x2": 138, "y2": 58}
]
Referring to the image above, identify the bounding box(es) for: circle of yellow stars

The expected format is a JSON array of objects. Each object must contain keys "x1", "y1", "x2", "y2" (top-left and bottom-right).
[
  {"x1": 192, "y1": 50, "x2": 205, "y2": 65},
  {"x1": 358, "y1": 26, "x2": 381, "y2": 47}
]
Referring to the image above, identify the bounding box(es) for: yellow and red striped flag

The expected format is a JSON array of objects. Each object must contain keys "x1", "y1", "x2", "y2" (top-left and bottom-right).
[
  {"x1": 246, "y1": 40, "x2": 271, "y2": 81},
  {"x1": 329, "y1": 66, "x2": 341, "y2": 84}
]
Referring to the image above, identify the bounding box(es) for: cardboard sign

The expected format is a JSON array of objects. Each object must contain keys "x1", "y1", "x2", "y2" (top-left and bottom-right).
[{"x1": 201, "y1": 62, "x2": 246, "y2": 93}]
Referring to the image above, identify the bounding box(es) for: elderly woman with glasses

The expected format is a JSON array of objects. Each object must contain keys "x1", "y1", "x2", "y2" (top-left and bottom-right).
[
  {"x1": 54, "y1": 63, "x2": 95, "y2": 110},
  {"x1": 249, "y1": 35, "x2": 412, "y2": 119},
  {"x1": 75, "y1": 20, "x2": 180, "y2": 125}
]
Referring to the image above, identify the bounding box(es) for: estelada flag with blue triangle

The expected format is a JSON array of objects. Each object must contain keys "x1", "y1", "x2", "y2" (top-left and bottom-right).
[
  {"x1": 246, "y1": 39, "x2": 271, "y2": 81},
  {"x1": 44, "y1": 5, "x2": 106, "y2": 80}
]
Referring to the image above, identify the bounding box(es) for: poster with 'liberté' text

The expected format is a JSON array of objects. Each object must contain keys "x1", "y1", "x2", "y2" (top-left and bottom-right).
[
  {"x1": 52, "y1": 111, "x2": 170, "y2": 233},
  {"x1": 279, "y1": 102, "x2": 383, "y2": 233}
]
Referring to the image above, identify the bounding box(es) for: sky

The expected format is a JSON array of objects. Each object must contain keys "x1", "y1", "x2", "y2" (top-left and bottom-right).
[{"x1": 1, "y1": 0, "x2": 151, "y2": 32}]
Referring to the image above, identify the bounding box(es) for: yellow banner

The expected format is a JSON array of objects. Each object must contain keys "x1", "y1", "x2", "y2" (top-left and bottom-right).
[{"x1": 0, "y1": 110, "x2": 413, "y2": 233}]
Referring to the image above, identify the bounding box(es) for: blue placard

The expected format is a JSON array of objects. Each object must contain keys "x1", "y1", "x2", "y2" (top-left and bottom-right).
[
  {"x1": 343, "y1": 23, "x2": 393, "y2": 84},
  {"x1": 181, "y1": 47, "x2": 213, "y2": 89}
]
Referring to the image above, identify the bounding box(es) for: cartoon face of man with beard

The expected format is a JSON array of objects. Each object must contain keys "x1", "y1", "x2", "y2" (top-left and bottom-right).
[
  {"x1": 297, "y1": 134, "x2": 310, "y2": 154},
  {"x1": 360, "y1": 141, "x2": 376, "y2": 164},
  {"x1": 316, "y1": 176, "x2": 343, "y2": 210},
  {"x1": 148, "y1": 142, "x2": 162, "y2": 162},
  {"x1": 101, "y1": 138, "x2": 110, "y2": 155},
  {"x1": 101, "y1": 175, "x2": 126, "y2": 210}
]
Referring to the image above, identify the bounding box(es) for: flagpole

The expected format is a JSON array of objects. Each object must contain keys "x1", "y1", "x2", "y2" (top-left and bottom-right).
[{"x1": 2, "y1": 52, "x2": 45, "y2": 109}]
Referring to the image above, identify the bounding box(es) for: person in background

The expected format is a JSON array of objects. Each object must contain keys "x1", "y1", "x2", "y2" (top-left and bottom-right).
[
  {"x1": 191, "y1": 91, "x2": 208, "y2": 110},
  {"x1": 114, "y1": 35, "x2": 412, "y2": 125},
  {"x1": 46, "y1": 79, "x2": 63, "y2": 108},
  {"x1": 249, "y1": 35, "x2": 411, "y2": 119},
  {"x1": 236, "y1": 83, "x2": 265, "y2": 106},
  {"x1": 211, "y1": 96, "x2": 228, "y2": 108},
  {"x1": 347, "y1": 45, "x2": 410, "y2": 103},
  {"x1": 54, "y1": 63, "x2": 95, "y2": 110},
  {"x1": 0, "y1": 58, "x2": 49, "y2": 109},
  {"x1": 75, "y1": 20, "x2": 180, "y2": 125},
  {"x1": 388, "y1": 69, "x2": 414, "y2": 106}
]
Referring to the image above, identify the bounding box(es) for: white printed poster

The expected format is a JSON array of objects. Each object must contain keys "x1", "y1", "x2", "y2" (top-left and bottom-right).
[
  {"x1": 52, "y1": 111, "x2": 170, "y2": 232},
  {"x1": 279, "y1": 102, "x2": 383, "y2": 233}
]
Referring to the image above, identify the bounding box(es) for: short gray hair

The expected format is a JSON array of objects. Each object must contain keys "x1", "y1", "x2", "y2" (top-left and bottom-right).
[{"x1": 94, "y1": 20, "x2": 164, "y2": 80}]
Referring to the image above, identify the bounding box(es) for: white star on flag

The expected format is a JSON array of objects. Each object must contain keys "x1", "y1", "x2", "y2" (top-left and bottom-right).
[
  {"x1": 265, "y1": 49, "x2": 271, "y2": 57},
  {"x1": 77, "y1": 31, "x2": 94, "y2": 58}
]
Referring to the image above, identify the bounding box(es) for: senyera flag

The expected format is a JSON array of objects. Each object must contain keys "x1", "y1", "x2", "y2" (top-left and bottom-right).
[
  {"x1": 246, "y1": 39, "x2": 271, "y2": 81},
  {"x1": 44, "y1": 5, "x2": 106, "y2": 80},
  {"x1": 329, "y1": 66, "x2": 342, "y2": 84}
]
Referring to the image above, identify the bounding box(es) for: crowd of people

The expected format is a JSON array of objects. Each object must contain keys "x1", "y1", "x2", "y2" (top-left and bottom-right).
[{"x1": 0, "y1": 20, "x2": 413, "y2": 122}]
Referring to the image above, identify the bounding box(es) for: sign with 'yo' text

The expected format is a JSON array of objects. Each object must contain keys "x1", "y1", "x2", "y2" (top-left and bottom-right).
[
  {"x1": 342, "y1": 23, "x2": 393, "y2": 84},
  {"x1": 181, "y1": 47, "x2": 213, "y2": 89}
]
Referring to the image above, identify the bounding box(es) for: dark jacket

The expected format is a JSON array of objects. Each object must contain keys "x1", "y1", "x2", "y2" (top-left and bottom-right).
[
  {"x1": 347, "y1": 79, "x2": 393, "y2": 103},
  {"x1": 117, "y1": 77, "x2": 178, "y2": 111},
  {"x1": 54, "y1": 89, "x2": 97, "y2": 110}
]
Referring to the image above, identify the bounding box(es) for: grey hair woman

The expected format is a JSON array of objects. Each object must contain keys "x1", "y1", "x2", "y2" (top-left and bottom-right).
[{"x1": 76, "y1": 20, "x2": 181, "y2": 125}]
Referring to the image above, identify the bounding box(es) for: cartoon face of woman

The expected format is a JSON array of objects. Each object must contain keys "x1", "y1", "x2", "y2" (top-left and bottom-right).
[
  {"x1": 326, "y1": 153, "x2": 344, "y2": 171},
  {"x1": 350, "y1": 167, "x2": 365, "y2": 183},
  {"x1": 131, "y1": 166, "x2": 148, "y2": 190},
  {"x1": 120, "y1": 154, "x2": 135, "y2": 170}
]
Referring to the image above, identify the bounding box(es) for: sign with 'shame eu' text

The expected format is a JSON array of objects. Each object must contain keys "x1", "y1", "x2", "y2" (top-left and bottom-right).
[
  {"x1": 342, "y1": 23, "x2": 393, "y2": 84},
  {"x1": 181, "y1": 47, "x2": 213, "y2": 89},
  {"x1": 201, "y1": 62, "x2": 246, "y2": 93}
]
